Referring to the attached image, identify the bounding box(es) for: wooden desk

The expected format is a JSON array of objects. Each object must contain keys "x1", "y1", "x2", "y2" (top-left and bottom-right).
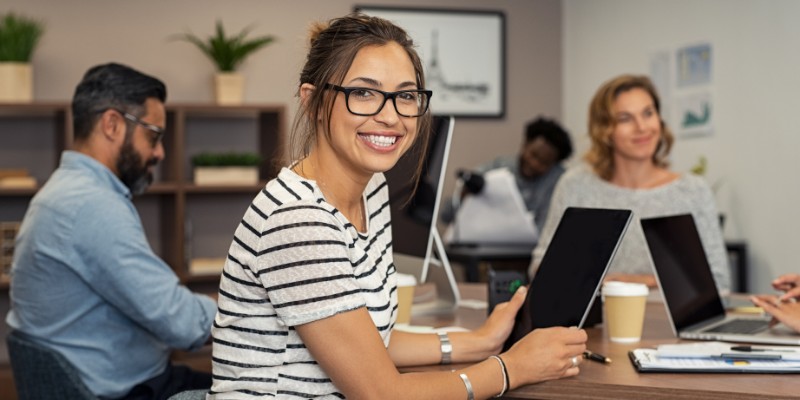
[
  {"x1": 408, "y1": 284, "x2": 798, "y2": 400},
  {"x1": 174, "y1": 284, "x2": 795, "y2": 399}
]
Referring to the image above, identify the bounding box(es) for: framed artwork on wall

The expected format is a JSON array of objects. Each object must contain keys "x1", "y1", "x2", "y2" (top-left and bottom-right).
[{"x1": 355, "y1": 5, "x2": 506, "y2": 118}]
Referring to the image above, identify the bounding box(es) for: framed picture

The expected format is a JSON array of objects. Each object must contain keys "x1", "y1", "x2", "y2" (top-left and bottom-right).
[{"x1": 355, "y1": 5, "x2": 506, "y2": 118}]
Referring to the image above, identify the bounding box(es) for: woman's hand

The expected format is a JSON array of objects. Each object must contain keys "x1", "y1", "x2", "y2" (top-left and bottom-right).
[
  {"x1": 771, "y1": 274, "x2": 800, "y2": 301},
  {"x1": 468, "y1": 285, "x2": 528, "y2": 356},
  {"x1": 503, "y1": 326, "x2": 587, "y2": 388},
  {"x1": 751, "y1": 294, "x2": 800, "y2": 332}
]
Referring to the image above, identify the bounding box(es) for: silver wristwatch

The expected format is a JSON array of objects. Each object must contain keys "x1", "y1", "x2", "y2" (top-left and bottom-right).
[{"x1": 437, "y1": 332, "x2": 452, "y2": 365}]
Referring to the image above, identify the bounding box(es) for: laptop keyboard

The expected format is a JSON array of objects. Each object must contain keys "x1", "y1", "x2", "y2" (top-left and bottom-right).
[{"x1": 703, "y1": 318, "x2": 769, "y2": 334}]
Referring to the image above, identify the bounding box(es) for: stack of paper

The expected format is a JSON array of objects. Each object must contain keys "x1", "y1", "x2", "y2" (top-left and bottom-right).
[
  {"x1": 447, "y1": 167, "x2": 538, "y2": 245},
  {"x1": 630, "y1": 341, "x2": 800, "y2": 372}
]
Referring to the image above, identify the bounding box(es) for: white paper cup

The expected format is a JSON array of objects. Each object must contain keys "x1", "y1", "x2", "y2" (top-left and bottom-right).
[
  {"x1": 602, "y1": 282, "x2": 649, "y2": 343},
  {"x1": 396, "y1": 273, "x2": 417, "y2": 324}
]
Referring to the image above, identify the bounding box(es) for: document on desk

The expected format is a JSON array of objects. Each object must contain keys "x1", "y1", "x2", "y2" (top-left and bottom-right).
[
  {"x1": 447, "y1": 168, "x2": 538, "y2": 245},
  {"x1": 630, "y1": 341, "x2": 800, "y2": 373}
]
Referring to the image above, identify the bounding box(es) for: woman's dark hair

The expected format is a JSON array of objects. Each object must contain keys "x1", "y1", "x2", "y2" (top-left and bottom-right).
[
  {"x1": 290, "y1": 12, "x2": 432, "y2": 186},
  {"x1": 71, "y1": 62, "x2": 166, "y2": 142}
]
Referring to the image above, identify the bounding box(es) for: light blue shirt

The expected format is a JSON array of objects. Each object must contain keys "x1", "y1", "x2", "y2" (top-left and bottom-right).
[{"x1": 6, "y1": 151, "x2": 217, "y2": 398}]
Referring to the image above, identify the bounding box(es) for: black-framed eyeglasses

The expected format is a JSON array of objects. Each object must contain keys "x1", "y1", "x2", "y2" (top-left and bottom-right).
[
  {"x1": 325, "y1": 83, "x2": 432, "y2": 118},
  {"x1": 108, "y1": 108, "x2": 165, "y2": 147}
]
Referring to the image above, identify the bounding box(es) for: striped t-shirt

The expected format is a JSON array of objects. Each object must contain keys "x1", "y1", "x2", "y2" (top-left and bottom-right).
[{"x1": 209, "y1": 168, "x2": 399, "y2": 399}]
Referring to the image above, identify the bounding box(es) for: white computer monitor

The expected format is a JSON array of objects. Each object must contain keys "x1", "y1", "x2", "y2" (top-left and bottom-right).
[{"x1": 385, "y1": 115, "x2": 460, "y2": 314}]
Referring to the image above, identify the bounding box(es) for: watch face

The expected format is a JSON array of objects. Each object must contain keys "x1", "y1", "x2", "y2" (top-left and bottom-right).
[{"x1": 438, "y1": 332, "x2": 452, "y2": 364}]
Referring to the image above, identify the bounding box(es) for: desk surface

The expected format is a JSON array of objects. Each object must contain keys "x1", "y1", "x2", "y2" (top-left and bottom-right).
[
  {"x1": 175, "y1": 284, "x2": 796, "y2": 399},
  {"x1": 407, "y1": 284, "x2": 798, "y2": 400}
]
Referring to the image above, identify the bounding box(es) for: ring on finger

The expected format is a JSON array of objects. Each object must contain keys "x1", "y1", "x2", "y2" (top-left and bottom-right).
[{"x1": 570, "y1": 356, "x2": 579, "y2": 368}]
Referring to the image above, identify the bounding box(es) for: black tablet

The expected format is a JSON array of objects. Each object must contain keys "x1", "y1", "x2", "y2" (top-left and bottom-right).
[{"x1": 503, "y1": 207, "x2": 632, "y2": 351}]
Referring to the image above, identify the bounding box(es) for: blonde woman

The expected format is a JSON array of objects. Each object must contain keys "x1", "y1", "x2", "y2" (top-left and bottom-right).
[{"x1": 529, "y1": 74, "x2": 729, "y2": 293}]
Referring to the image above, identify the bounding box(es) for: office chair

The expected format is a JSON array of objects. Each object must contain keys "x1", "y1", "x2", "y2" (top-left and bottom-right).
[
  {"x1": 168, "y1": 389, "x2": 208, "y2": 400},
  {"x1": 6, "y1": 330, "x2": 97, "y2": 400}
]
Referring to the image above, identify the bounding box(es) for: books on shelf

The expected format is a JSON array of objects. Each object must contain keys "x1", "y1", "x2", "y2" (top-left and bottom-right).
[{"x1": 0, "y1": 169, "x2": 36, "y2": 189}]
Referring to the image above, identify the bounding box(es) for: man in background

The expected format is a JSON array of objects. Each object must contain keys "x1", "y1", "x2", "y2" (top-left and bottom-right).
[
  {"x1": 441, "y1": 116, "x2": 573, "y2": 234},
  {"x1": 6, "y1": 63, "x2": 216, "y2": 399}
]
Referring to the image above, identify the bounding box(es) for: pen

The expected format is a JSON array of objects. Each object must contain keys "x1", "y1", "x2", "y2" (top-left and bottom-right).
[
  {"x1": 719, "y1": 353, "x2": 782, "y2": 360},
  {"x1": 583, "y1": 350, "x2": 612, "y2": 364},
  {"x1": 730, "y1": 346, "x2": 796, "y2": 353}
]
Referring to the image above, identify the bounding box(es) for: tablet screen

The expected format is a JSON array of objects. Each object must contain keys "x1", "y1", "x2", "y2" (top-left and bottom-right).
[{"x1": 503, "y1": 207, "x2": 632, "y2": 350}]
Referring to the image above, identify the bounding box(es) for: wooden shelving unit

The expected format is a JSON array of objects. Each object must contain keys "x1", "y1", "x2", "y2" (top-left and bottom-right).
[{"x1": 0, "y1": 102, "x2": 287, "y2": 290}]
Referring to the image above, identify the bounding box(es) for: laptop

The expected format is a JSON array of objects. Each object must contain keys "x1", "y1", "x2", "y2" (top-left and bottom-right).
[
  {"x1": 641, "y1": 213, "x2": 800, "y2": 345},
  {"x1": 503, "y1": 207, "x2": 632, "y2": 350}
]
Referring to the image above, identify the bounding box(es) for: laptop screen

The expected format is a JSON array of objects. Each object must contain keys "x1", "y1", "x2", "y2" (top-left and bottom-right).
[
  {"x1": 641, "y1": 214, "x2": 726, "y2": 331},
  {"x1": 504, "y1": 207, "x2": 632, "y2": 350}
]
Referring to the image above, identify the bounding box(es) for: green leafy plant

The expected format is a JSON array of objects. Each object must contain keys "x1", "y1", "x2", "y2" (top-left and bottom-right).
[
  {"x1": 174, "y1": 20, "x2": 275, "y2": 72},
  {"x1": 191, "y1": 152, "x2": 262, "y2": 167},
  {"x1": 0, "y1": 12, "x2": 45, "y2": 62}
]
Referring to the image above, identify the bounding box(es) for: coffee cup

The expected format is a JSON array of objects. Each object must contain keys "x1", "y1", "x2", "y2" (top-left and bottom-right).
[
  {"x1": 396, "y1": 273, "x2": 417, "y2": 325},
  {"x1": 602, "y1": 281, "x2": 649, "y2": 343}
]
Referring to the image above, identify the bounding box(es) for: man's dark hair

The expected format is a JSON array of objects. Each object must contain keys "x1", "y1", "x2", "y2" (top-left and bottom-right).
[
  {"x1": 72, "y1": 62, "x2": 167, "y2": 141},
  {"x1": 525, "y1": 117, "x2": 573, "y2": 161}
]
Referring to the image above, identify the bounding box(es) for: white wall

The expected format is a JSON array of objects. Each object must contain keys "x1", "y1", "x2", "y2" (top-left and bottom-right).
[
  {"x1": 3, "y1": 0, "x2": 563, "y2": 211},
  {"x1": 563, "y1": 0, "x2": 800, "y2": 293}
]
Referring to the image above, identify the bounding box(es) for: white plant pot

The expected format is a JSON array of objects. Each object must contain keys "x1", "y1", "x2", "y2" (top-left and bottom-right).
[
  {"x1": 194, "y1": 166, "x2": 258, "y2": 186},
  {"x1": 0, "y1": 62, "x2": 33, "y2": 103},
  {"x1": 214, "y1": 72, "x2": 244, "y2": 105}
]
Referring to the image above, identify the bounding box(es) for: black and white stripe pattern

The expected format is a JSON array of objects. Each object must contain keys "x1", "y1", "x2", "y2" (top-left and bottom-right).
[{"x1": 209, "y1": 168, "x2": 398, "y2": 399}]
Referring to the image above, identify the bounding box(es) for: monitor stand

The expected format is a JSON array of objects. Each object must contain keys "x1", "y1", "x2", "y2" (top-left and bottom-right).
[{"x1": 411, "y1": 230, "x2": 462, "y2": 316}]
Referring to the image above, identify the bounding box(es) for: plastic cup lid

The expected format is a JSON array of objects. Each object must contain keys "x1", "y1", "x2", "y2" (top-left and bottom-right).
[
  {"x1": 396, "y1": 273, "x2": 417, "y2": 287},
  {"x1": 602, "y1": 281, "x2": 649, "y2": 296}
]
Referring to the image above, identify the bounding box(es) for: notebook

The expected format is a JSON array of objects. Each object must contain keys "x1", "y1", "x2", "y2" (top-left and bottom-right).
[
  {"x1": 503, "y1": 207, "x2": 632, "y2": 351},
  {"x1": 641, "y1": 214, "x2": 800, "y2": 345}
]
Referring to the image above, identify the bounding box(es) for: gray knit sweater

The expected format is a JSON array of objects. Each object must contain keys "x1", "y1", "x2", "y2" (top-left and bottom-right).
[{"x1": 529, "y1": 164, "x2": 730, "y2": 293}]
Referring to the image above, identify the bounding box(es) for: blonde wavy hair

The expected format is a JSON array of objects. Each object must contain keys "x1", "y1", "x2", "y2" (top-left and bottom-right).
[{"x1": 584, "y1": 74, "x2": 674, "y2": 181}]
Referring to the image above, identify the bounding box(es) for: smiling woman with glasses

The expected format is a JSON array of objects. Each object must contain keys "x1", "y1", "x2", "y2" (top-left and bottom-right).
[{"x1": 209, "y1": 12, "x2": 587, "y2": 400}]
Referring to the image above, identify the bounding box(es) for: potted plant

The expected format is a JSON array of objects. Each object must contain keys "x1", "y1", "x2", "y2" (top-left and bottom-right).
[
  {"x1": 0, "y1": 12, "x2": 44, "y2": 103},
  {"x1": 191, "y1": 151, "x2": 262, "y2": 186},
  {"x1": 174, "y1": 20, "x2": 275, "y2": 105}
]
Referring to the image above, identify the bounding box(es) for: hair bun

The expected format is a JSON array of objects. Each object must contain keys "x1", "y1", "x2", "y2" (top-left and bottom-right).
[{"x1": 308, "y1": 21, "x2": 328, "y2": 47}]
